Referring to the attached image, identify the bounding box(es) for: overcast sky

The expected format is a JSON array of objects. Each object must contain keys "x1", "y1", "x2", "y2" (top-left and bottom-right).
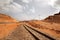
[{"x1": 0, "y1": 0, "x2": 60, "y2": 21}]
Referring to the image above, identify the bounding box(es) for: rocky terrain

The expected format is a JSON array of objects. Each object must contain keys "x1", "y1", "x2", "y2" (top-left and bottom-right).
[{"x1": 44, "y1": 12, "x2": 60, "y2": 23}]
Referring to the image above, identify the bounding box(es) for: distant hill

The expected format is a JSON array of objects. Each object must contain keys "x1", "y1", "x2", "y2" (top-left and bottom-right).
[
  {"x1": 0, "y1": 13, "x2": 17, "y2": 22},
  {"x1": 44, "y1": 12, "x2": 60, "y2": 23}
]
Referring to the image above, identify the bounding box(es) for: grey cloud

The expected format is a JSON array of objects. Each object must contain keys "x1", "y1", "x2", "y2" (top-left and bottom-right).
[
  {"x1": 53, "y1": 0, "x2": 60, "y2": 10},
  {"x1": 0, "y1": 0, "x2": 59, "y2": 21}
]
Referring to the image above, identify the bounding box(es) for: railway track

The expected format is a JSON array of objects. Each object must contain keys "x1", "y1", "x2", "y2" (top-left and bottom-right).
[
  {"x1": 24, "y1": 25, "x2": 55, "y2": 40},
  {"x1": 1, "y1": 24, "x2": 56, "y2": 40}
]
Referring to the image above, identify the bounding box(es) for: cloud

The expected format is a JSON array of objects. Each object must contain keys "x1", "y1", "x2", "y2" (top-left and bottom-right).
[
  {"x1": 0, "y1": 0, "x2": 13, "y2": 11},
  {"x1": 49, "y1": 0, "x2": 60, "y2": 10},
  {"x1": 0, "y1": 0, "x2": 12, "y2": 6},
  {"x1": 48, "y1": 0, "x2": 57, "y2": 6},
  {"x1": 22, "y1": 0, "x2": 30, "y2": 3},
  {"x1": 12, "y1": 2, "x2": 23, "y2": 12},
  {"x1": 0, "y1": 0, "x2": 59, "y2": 21}
]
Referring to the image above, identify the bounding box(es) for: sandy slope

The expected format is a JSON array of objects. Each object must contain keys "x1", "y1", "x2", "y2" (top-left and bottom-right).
[
  {"x1": 24, "y1": 20, "x2": 60, "y2": 39},
  {"x1": 0, "y1": 13, "x2": 60, "y2": 39},
  {"x1": 18, "y1": 13, "x2": 60, "y2": 39},
  {"x1": 0, "y1": 13, "x2": 19, "y2": 39}
]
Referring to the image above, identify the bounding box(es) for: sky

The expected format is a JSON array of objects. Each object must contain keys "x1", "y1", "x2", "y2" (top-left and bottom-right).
[{"x1": 0, "y1": 0, "x2": 60, "y2": 21}]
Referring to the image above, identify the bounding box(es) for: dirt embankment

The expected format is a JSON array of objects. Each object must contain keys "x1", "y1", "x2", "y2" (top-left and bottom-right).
[
  {"x1": 21, "y1": 12, "x2": 60, "y2": 39},
  {"x1": 0, "y1": 13, "x2": 19, "y2": 39},
  {"x1": 44, "y1": 12, "x2": 60, "y2": 23}
]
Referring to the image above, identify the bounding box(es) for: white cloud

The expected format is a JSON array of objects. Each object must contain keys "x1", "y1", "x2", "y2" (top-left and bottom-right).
[
  {"x1": 0, "y1": 0, "x2": 13, "y2": 10},
  {"x1": 53, "y1": 0, "x2": 60, "y2": 10},
  {"x1": 48, "y1": 0, "x2": 60, "y2": 10},
  {"x1": 48, "y1": 0, "x2": 57, "y2": 6},
  {"x1": 22, "y1": 0, "x2": 31, "y2": 3},
  {"x1": 29, "y1": 7, "x2": 35, "y2": 13},
  {"x1": 0, "y1": 0, "x2": 12, "y2": 6},
  {"x1": 12, "y1": 2, "x2": 23, "y2": 12},
  {"x1": 1, "y1": 2, "x2": 23, "y2": 12},
  {"x1": 0, "y1": 0, "x2": 59, "y2": 21}
]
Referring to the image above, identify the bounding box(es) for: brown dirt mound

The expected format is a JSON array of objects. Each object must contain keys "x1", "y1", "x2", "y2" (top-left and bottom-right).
[
  {"x1": 44, "y1": 12, "x2": 60, "y2": 23},
  {"x1": 0, "y1": 13, "x2": 17, "y2": 22},
  {"x1": 0, "y1": 13, "x2": 19, "y2": 39}
]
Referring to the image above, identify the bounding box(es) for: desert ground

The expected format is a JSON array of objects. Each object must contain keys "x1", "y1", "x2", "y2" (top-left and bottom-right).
[{"x1": 0, "y1": 13, "x2": 60, "y2": 40}]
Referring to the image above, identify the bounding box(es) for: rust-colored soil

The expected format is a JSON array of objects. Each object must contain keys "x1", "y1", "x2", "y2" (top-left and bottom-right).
[
  {"x1": 25, "y1": 20, "x2": 60, "y2": 39},
  {"x1": 0, "y1": 13, "x2": 60, "y2": 39},
  {"x1": 0, "y1": 13, "x2": 19, "y2": 39}
]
